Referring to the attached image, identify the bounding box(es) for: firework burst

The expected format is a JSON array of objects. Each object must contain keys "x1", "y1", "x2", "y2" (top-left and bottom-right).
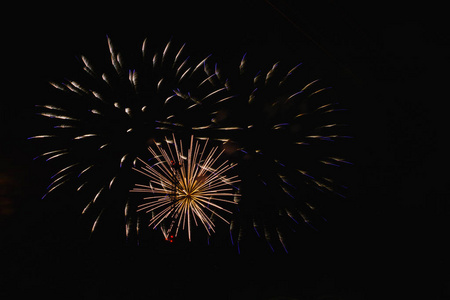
[
  {"x1": 29, "y1": 36, "x2": 219, "y2": 234},
  {"x1": 184, "y1": 53, "x2": 353, "y2": 252},
  {"x1": 131, "y1": 135, "x2": 240, "y2": 241}
]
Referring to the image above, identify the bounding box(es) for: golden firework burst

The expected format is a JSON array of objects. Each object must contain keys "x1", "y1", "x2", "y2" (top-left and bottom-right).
[{"x1": 131, "y1": 135, "x2": 240, "y2": 241}]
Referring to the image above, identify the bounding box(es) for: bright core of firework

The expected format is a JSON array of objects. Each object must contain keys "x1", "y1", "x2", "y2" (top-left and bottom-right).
[{"x1": 131, "y1": 135, "x2": 240, "y2": 241}]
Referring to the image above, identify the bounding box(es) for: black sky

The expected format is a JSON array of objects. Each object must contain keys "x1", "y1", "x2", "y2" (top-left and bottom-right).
[{"x1": 2, "y1": 1, "x2": 449, "y2": 299}]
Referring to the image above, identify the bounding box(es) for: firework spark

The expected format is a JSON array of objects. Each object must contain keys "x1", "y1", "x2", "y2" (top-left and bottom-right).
[{"x1": 131, "y1": 135, "x2": 240, "y2": 241}]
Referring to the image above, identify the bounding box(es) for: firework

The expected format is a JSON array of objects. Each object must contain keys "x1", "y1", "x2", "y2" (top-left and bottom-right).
[
  {"x1": 30, "y1": 35, "x2": 351, "y2": 251},
  {"x1": 29, "y1": 36, "x2": 218, "y2": 235},
  {"x1": 187, "y1": 53, "x2": 352, "y2": 252},
  {"x1": 131, "y1": 135, "x2": 239, "y2": 241}
]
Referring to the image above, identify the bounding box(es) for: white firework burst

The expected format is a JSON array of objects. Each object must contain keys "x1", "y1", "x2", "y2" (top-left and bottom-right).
[
  {"x1": 29, "y1": 36, "x2": 222, "y2": 235},
  {"x1": 131, "y1": 135, "x2": 240, "y2": 241},
  {"x1": 186, "y1": 53, "x2": 353, "y2": 252}
]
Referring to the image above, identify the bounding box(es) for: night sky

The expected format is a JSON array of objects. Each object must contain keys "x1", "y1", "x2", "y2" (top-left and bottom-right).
[{"x1": 2, "y1": 1, "x2": 449, "y2": 299}]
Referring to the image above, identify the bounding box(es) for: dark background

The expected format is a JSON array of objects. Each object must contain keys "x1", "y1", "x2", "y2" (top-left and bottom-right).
[{"x1": 2, "y1": 1, "x2": 449, "y2": 299}]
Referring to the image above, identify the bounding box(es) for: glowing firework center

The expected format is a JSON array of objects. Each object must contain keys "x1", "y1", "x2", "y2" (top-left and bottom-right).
[{"x1": 132, "y1": 135, "x2": 240, "y2": 242}]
